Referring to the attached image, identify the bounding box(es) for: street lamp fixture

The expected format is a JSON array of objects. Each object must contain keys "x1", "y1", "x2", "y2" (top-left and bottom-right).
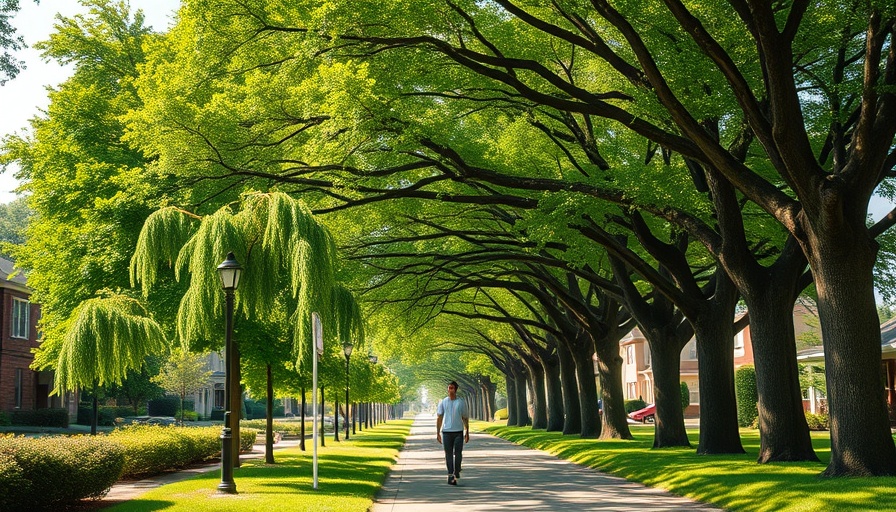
[
  {"x1": 217, "y1": 252, "x2": 242, "y2": 495},
  {"x1": 343, "y1": 343, "x2": 353, "y2": 440}
]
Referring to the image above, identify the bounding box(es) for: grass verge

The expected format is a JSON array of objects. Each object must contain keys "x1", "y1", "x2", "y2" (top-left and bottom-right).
[
  {"x1": 103, "y1": 419, "x2": 412, "y2": 512},
  {"x1": 484, "y1": 423, "x2": 896, "y2": 512}
]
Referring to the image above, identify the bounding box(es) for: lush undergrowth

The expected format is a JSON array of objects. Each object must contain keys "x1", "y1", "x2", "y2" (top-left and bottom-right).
[{"x1": 484, "y1": 423, "x2": 896, "y2": 511}]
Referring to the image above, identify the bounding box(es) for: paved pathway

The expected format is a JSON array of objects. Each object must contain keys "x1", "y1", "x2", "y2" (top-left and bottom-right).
[{"x1": 372, "y1": 414, "x2": 720, "y2": 512}]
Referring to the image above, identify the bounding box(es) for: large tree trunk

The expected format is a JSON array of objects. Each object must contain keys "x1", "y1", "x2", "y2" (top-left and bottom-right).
[
  {"x1": 694, "y1": 302, "x2": 745, "y2": 455},
  {"x1": 524, "y1": 356, "x2": 548, "y2": 429},
  {"x1": 806, "y1": 226, "x2": 896, "y2": 476},
  {"x1": 511, "y1": 362, "x2": 531, "y2": 426},
  {"x1": 300, "y1": 388, "x2": 306, "y2": 451},
  {"x1": 746, "y1": 284, "x2": 818, "y2": 463},
  {"x1": 594, "y1": 335, "x2": 632, "y2": 440},
  {"x1": 482, "y1": 376, "x2": 497, "y2": 421},
  {"x1": 645, "y1": 331, "x2": 691, "y2": 448},
  {"x1": 571, "y1": 331, "x2": 601, "y2": 438},
  {"x1": 557, "y1": 340, "x2": 581, "y2": 434},
  {"x1": 230, "y1": 345, "x2": 242, "y2": 468},
  {"x1": 265, "y1": 364, "x2": 274, "y2": 464},
  {"x1": 694, "y1": 276, "x2": 744, "y2": 454},
  {"x1": 542, "y1": 353, "x2": 565, "y2": 431},
  {"x1": 505, "y1": 373, "x2": 518, "y2": 425}
]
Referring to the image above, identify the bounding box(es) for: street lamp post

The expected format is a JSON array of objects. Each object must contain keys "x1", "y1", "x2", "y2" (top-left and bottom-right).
[
  {"x1": 217, "y1": 252, "x2": 242, "y2": 495},
  {"x1": 343, "y1": 343, "x2": 353, "y2": 440}
]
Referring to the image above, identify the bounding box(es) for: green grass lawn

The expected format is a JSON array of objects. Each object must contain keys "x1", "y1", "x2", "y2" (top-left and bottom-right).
[
  {"x1": 103, "y1": 419, "x2": 412, "y2": 512},
  {"x1": 482, "y1": 422, "x2": 896, "y2": 512}
]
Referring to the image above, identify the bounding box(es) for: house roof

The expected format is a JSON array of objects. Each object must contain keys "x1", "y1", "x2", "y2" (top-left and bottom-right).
[
  {"x1": 797, "y1": 316, "x2": 896, "y2": 362},
  {"x1": 0, "y1": 257, "x2": 27, "y2": 287}
]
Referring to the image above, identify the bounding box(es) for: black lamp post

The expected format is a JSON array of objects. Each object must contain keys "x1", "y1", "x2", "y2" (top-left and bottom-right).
[
  {"x1": 217, "y1": 252, "x2": 242, "y2": 495},
  {"x1": 343, "y1": 343, "x2": 353, "y2": 440}
]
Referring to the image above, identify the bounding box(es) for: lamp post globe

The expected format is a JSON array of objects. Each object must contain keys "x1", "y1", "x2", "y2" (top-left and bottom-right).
[{"x1": 217, "y1": 252, "x2": 241, "y2": 494}]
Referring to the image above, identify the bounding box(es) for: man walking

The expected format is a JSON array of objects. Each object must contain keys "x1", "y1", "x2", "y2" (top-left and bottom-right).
[{"x1": 436, "y1": 381, "x2": 469, "y2": 485}]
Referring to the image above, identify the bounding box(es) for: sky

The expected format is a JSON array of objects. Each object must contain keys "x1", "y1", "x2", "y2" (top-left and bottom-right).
[{"x1": 0, "y1": 0, "x2": 181, "y2": 203}]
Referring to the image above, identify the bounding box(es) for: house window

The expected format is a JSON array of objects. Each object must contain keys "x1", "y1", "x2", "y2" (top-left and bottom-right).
[
  {"x1": 689, "y1": 381, "x2": 700, "y2": 403},
  {"x1": 14, "y1": 369, "x2": 23, "y2": 409},
  {"x1": 734, "y1": 331, "x2": 745, "y2": 351},
  {"x1": 11, "y1": 298, "x2": 29, "y2": 339},
  {"x1": 687, "y1": 340, "x2": 698, "y2": 360},
  {"x1": 626, "y1": 345, "x2": 635, "y2": 364},
  {"x1": 644, "y1": 346, "x2": 651, "y2": 366}
]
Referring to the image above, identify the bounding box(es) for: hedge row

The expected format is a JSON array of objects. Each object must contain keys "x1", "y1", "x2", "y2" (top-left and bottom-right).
[
  {"x1": 0, "y1": 434, "x2": 124, "y2": 510},
  {"x1": 0, "y1": 426, "x2": 258, "y2": 509},
  {"x1": 110, "y1": 425, "x2": 245, "y2": 478},
  {"x1": 10, "y1": 408, "x2": 69, "y2": 428}
]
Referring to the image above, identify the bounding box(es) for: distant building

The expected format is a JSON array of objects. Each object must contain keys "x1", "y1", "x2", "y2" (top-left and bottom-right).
[
  {"x1": 190, "y1": 351, "x2": 226, "y2": 420},
  {"x1": 0, "y1": 257, "x2": 77, "y2": 419},
  {"x1": 620, "y1": 305, "x2": 821, "y2": 418}
]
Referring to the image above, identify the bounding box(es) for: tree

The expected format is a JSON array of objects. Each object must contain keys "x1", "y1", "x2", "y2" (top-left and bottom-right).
[
  {"x1": 0, "y1": 0, "x2": 26, "y2": 84},
  {"x1": 110, "y1": 356, "x2": 165, "y2": 414},
  {"x1": 1, "y1": 0, "x2": 179, "y2": 377},
  {"x1": 131, "y1": 191, "x2": 355, "y2": 466},
  {"x1": 0, "y1": 196, "x2": 31, "y2": 259},
  {"x1": 152, "y1": 348, "x2": 212, "y2": 424},
  {"x1": 38, "y1": 294, "x2": 167, "y2": 434}
]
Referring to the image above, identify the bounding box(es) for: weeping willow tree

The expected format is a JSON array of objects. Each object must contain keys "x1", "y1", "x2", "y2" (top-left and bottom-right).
[
  {"x1": 44, "y1": 294, "x2": 167, "y2": 434},
  {"x1": 131, "y1": 191, "x2": 362, "y2": 464}
]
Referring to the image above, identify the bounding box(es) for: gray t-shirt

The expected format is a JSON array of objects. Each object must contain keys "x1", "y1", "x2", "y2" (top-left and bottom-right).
[{"x1": 437, "y1": 396, "x2": 467, "y2": 432}]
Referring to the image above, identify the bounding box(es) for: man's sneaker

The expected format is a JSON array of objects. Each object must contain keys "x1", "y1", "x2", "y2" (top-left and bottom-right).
[
  {"x1": 448, "y1": 474, "x2": 456, "y2": 485},
  {"x1": 454, "y1": 472, "x2": 460, "y2": 481}
]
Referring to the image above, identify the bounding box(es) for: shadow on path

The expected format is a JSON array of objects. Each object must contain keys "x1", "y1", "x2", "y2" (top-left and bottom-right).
[{"x1": 373, "y1": 414, "x2": 721, "y2": 512}]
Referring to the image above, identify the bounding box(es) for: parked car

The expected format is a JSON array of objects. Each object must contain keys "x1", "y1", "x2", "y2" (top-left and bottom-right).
[
  {"x1": 628, "y1": 404, "x2": 656, "y2": 423},
  {"x1": 129, "y1": 416, "x2": 177, "y2": 426}
]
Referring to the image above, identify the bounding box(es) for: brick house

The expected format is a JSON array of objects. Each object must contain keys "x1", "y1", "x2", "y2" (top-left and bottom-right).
[
  {"x1": 620, "y1": 304, "x2": 820, "y2": 418},
  {"x1": 0, "y1": 257, "x2": 76, "y2": 418}
]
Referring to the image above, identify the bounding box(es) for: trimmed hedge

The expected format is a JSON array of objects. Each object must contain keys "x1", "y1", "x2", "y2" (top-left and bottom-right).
[
  {"x1": 0, "y1": 425, "x2": 259, "y2": 509},
  {"x1": 735, "y1": 365, "x2": 759, "y2": 427},
  {"x1": 624, "y1": 399, "x2": 648, "y2": 414},
  {"x1": 0, "y1": 434, "x2": 125, "y2": 510},
  {"x1": 494, "y1": 408, "x2": 508, "y2": 420},
  {"x1": 11, "y1": 408, "x2": 69, "y2": 428},
  {"x1": 78, "y1": 405, "x2": 135, "y2": 426},
  {"x1": 108, "y1": 425, "x2": 257, "y2": 478},
  {"x1": 805, "y1": 412, "x2": 829, "y2": 430}
]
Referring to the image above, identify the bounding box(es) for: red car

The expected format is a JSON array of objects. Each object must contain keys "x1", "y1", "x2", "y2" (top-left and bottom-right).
[{"x1": 629, "y1": 404, "x2": 656, "y2": 423}]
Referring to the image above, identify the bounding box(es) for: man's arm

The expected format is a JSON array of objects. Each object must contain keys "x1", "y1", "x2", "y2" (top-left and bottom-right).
[
  {"x1": 436, "y1": 414, "x2": 443, "y2": 444},
  {"x1": 463, "y1": 416, "x2": 470, "y2": 443}
]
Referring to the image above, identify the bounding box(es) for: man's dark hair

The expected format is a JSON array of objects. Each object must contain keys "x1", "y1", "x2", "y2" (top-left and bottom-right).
[{"x1": 448, "y1": 381, "x2": 459, "y2": 389}]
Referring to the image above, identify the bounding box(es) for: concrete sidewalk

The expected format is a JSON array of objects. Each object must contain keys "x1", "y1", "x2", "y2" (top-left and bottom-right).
[{"x1": 372, "y1": 414, "x2": 720, "y2": 511}]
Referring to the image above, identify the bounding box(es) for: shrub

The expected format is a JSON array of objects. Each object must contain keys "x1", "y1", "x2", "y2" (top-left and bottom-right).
[
  {"x1": 680, "y1": 382, "x2": 691, "y2": 410},
  {"x1": 735, "y1": 365, "x2": 758, "y2": 427},
  {"x1": 805, "y1": 412, "x2": 829, "y2": 430},
  {"x1": 11, "y1": 408, "x2": 69, "y2": 427},
  {"x1": 107, "y1": 425, "x2": 257, "y2": 479},
  {"x1": 494, "y1": 408, "x2": 508, "y2": 420},
  {"x1": 77, "y1": 405, "x2": 122, "y2": 426},
  {"x1": 0, "y1": 435, "x2": 124, "y2": 510},
  {"x1": 0, "y1": 450, "x2": 28, "y2": 510},
  {"x1": 0, "y1": 412, "x2": 11, "y2": 426},
  {"x1": 147, "y1": 396, "x2": 180, "y2": 416},
  {"x1": 624, "y1": 399, "x2": 648, "y2": 414}
]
